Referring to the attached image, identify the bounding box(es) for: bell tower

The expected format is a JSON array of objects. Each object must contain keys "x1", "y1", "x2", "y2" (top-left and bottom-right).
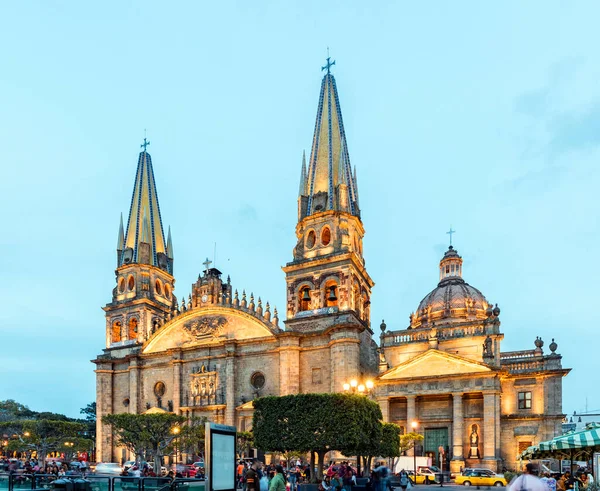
[
  {"x1": 104, "y1": 140, "x2": 175, "y2": 348},
  {"x1": 283, "y1": 60, "x2": 374, "y2": 332}
]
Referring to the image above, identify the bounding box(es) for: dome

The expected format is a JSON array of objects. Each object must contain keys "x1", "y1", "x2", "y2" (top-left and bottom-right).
[{"x1": 409, "y1": 246, "x2": 491, "y2": 329}]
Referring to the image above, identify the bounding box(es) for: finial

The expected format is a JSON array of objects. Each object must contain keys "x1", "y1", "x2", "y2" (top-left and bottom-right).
[
  {"x1": 380, "y1": 319, "x2": 387, "y2": 332},
  {"x1": 202, "y1": 257, "x2": 212, "y2": 274},
  {"x1": 233, "y1": 289, "x2": 239, "y2": 307},
  {"x1": 273, "y1": 307, "x2": 279, "y2": 327},
  {"x1": 241, "y1": 290, "x2": 247, "y2": 308},
  {"x1": 188, "y1": 294, "x2": 192, "y2": 310},
  {"x1": 321, "y1": 48, "x2": 336, "y2": 75},
  {"x1": 549, "y1": 338, "x2": 558, "y2": 354},
  {"x1": 181, "y1": 297, "x2": 186, "y2": 312},
  {"x1": 446, "y1": 226, "x2": 456, "y2": 247},
  {"x1": 249, "y1": 293, "x2": 255, "y2": 312},
  {"x1": 227, "y1": 275, "x2": 231, "y2": 285},
  {"x1": 141, "y1": 130, "x2": 150, "y2": 152}
]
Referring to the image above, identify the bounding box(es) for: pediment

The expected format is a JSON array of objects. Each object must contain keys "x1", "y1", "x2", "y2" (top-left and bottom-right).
[
  {"x1": 379, "y1": 349, "x2": 492, "y2": 380},
  {"x1": 143, "y1": 306, "x2": 277, "y2": 354}
]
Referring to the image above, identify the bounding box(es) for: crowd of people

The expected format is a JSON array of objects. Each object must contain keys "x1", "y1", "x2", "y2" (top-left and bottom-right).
[
  {"x1": 509, "y1": 464, "x2": 596, "y2": 491},
  {"x1": 237, "y1": 459, "x2": 397, "y2": 491}
]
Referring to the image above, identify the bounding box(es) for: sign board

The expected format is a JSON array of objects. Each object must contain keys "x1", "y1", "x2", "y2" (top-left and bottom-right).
[
  {"x1": 594, "y1": 453, "x2": 600, "y2": 482},
  {"x1": 205, "y1": 423, "x2": 237, "y2": 491}
]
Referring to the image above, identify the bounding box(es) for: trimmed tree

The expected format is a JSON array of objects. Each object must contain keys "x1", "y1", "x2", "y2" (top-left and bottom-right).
[
  {"x1": 103, "y1": 413, "x2": 186, "y2": 471},
  {"x1": 253, "y1": 393, "x2": 383, "y2": 481}
]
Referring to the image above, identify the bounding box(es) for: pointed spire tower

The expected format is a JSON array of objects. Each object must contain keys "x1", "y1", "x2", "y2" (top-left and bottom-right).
[
  {"x1": 298, "y1": 61, "x2": 360, "y2": 219},
  {"x1": 119, "y1": 140, "x2": 172, "y2": 274},
  {"x1": 284, "y1": 58, "x2": 374, "y2": 333},
  {"x1": 105, "y1": 138, "x2": 176, "y2": 349}
]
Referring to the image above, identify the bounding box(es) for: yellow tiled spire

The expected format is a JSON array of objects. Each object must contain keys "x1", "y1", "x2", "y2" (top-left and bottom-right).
[
  {"x1": 119, "y1": 144, "x2": 171, "y2": 273},
  {"x1": 299, "y1": 60, "x2": 360, "y2": 219}
]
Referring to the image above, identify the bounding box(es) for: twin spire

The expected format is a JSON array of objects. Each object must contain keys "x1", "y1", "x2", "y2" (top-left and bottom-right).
[
  {"x1": 117, "y1": 146, "x2": 173, "y2": 274},
  {"x1": 298, "y1": 65, "x2": 360, "y2": 220}
]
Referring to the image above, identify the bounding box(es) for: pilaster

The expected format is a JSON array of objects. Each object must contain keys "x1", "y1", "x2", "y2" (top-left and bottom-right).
[
  {"x1": 172, "y1": 351, "x2": 182, "y2": 413},
  {"x1": 129, "y1": 358, "x2": 140, "y2": 413},
  {"x1": 406, "y1": 395, "x2": 417, "y2": 456},
  {"x1": 483, "y1": 392, "x2": 500, "y2": 471},
  {"x1": 279, "y1": 336, "x2": 300, "y2": 396},
  {"x1": 377, "y1": 397, "x2": 390, "y2": 423},
  {"x1": 95, "y1": 363, "x2": 114, "y2": 463},
  {"x1": 225, "y1": 343, "x2": 236, "y2": 426},
  {"x1": 450, "y1": 393, "x2": 465, "y2": 473}
]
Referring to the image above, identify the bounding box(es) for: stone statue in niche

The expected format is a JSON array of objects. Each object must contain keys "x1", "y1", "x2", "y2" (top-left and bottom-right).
[
  {"x1": 469, "y1": 424, "x2": 481, "y2": 458},
  {"x1": 483, "y1": 336, "x2": 493, "y2": 357}
]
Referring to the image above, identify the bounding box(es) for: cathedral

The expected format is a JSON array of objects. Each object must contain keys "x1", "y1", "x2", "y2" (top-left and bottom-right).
[{"x1": 93, "y1": 62, "x2": 569, "y2": 472}]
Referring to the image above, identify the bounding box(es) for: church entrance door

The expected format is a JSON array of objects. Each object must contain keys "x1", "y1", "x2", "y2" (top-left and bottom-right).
[{"x1": 424, "y1": 428, "x2": 449, "y2": 470}]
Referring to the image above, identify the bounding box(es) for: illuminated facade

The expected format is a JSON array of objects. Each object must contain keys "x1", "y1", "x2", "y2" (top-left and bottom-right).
[{"x1": 93, "y1": 65, "x2": 568, "y2": 471}]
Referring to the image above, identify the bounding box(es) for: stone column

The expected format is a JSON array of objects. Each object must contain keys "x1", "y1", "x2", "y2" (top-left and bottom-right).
[
  {"x1": 95, "y1": 362, "x2": 114, "y2": 463},
  {"x1": 450, "y1": 393, "x2": 465, "y2": 473},
  {"x1": 378, "y1": 397, "x2": 390, "y2": 423},
  {"x1": 172, "y1": 351, "x2": 182, "y2": 413},
  {"x1": 225, "y1": 343, "x2": 236, "y2": 426},
  {"x1": 483, "y1": 392, "x2": 499, "y2": 471},
  {"x1": 279, "y1": 336, "x2": 300, "y2": 395},
  {"x1": 406, "y1": 395, "x2": 417, "y2": 456},
  {"x1": 129, "y1": 358, "x2": 140, "y2": 413},
  {"x1": 329, "y1": 329, "x2": 360, "y2": 392}
]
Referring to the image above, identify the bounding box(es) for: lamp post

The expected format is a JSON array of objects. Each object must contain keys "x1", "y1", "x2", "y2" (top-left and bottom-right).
[
  {"x1": 411, "y1": 421, "x2": 418, "y2": 478},
  {"x1": 342, "y1": 378, "x2": 374, "y2": 395},
  {"x1": 171, "y1": 427, "x2": 181, "y2": 465}
]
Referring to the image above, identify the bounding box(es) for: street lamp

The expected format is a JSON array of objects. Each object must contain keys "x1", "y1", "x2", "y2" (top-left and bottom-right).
[
  {"x1": 411, "y1": 421, "x2": 419, "y2": 478},
  {"x1": 342, "y1": 378, "x2": 374, "y2": 395},
  {"x1": 171, "y1": 426, "x2": 181, "y2": 465}
]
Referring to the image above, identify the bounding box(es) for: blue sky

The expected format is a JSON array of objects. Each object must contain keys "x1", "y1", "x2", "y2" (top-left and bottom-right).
[{"x1": 1, "y1": 1, "x2": 598, "y2": 418}]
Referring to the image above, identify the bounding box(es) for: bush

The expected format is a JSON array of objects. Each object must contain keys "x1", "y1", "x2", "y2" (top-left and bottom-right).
[{"x1": 503, "y1": 471, "x2": 521, "y2": 483}]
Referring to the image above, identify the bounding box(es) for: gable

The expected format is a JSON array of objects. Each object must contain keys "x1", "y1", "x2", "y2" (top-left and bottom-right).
[
  {"x1": 380, "y1": 349, "x2": 492, "y2": 380},
  {"x1": 143, "y1": 306, "x2": 277, "y2": 354}
]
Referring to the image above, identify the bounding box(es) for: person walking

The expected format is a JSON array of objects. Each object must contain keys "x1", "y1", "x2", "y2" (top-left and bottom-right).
[
  {"x1": 246, "y1": 459, "x2": 262, "y2": 491},
  {"x1": 508, "y1": 463, "x2": 547, "y2": 491},
  {"x1": 269, "y1": 465, "x2": 287, "y2": 491}
]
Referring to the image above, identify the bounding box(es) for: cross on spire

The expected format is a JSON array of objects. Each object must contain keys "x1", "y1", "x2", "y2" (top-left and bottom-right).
[
  {"x1": 321, "y1": 48, "x2": 336, "y2": 74},
  {"x1": 141, "y1": 130, "x2": 150, "y2": 152},
  {"x1": 446, "y1": 227, "x2": 456, "y2": 247},
  {"x1": 202, "y1": 257, "x2": 212, "y2": 272}
]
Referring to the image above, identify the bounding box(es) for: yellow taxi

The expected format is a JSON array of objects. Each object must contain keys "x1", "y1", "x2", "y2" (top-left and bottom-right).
[
  {"x1": 407, "y1": 470, "x2": 440, "y2": 484},
  {"x1": 455, "y1": 470, "x2": 507, "y2": 487}
]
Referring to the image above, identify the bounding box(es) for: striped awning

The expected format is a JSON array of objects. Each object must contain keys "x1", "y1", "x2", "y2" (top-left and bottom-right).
[{"x1": 552, "y1": 424, "x2": 600, "y2": 451}]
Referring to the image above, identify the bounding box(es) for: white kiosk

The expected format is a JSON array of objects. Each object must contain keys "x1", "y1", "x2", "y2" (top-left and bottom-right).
[{"x1": 205, "y1": 423, "x2": 237, "y2": 491}]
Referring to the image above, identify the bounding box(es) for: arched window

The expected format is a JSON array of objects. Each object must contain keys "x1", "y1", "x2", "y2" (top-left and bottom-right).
[
  {"x1": 118, "y1": 278, "x2": 126, "y2": 293},
  {"x1": 299, "y1": 286, "x2": 311, "y2": 312},
  {"x1": 306, "y1": 230, "x2": 316, "y2": 249},
  {"x1": 164, "y1": 283, "x2": 171, "y2": 300},
  {"x1": 128, "y1": 275, "x2": 135, "y2": 291},
  {"x1": 112, "y1": 321, "x2": 122, "y2": 343},
  {"x1": 128, "y1": 318, "x2": 138, "y2": 341},
  {"x1": 321, "y1": 227, "x2": 331, "y2": 246},
  {"x1": 155, "y1": 279, "x2": 162, "y2": 295}
]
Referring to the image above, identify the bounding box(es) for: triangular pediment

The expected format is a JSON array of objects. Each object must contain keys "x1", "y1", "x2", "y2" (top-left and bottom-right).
[
  {"x1": 379, "y1": 349, "x2": 492, "y2": 380},
  {"x1": 143, "y1": 306, "x2": 277, "y2": 354}
]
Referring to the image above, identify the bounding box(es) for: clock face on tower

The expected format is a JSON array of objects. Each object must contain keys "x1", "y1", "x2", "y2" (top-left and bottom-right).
[{"x1": 201, "y1": 294, "x2": 208, "y2": 303}]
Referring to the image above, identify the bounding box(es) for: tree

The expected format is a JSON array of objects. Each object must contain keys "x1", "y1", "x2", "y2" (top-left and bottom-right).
[
  {"x1": 103, "y1": 413, "x2": 186, "y2": 471},
  {"x1": 236, "y1": 431, "x2": 254, "y2": 459},
  {"x1": 179, "y1": 416, "x2": 207, "y2": 461},
  {"x1": 80, "y1": 403, "x2": 96, "y2": 423},
  {"x1": 0, "y1": 419, "x2": 88, "y2": 467},
  {"x1": 400, "y1": 432, "x2": 424, "y2": 454},
  {"x1": 253, "y1": 393, "x2": 383, "y2": 482}
]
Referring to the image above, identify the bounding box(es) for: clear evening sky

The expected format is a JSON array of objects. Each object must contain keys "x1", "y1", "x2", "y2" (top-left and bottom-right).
[{"x1": 1, "y1": 1, "x2": 598, "y2": 418}]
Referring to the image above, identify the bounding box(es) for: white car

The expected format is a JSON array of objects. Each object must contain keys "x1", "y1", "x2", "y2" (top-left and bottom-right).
[{"x1": 95, "y1": 463, "x2": 123, "y2": 475}]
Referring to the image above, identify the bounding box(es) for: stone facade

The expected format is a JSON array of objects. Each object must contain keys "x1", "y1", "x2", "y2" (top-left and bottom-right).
[{"x1": 93, "y1": 67, "x2": 569, "y2": 471}]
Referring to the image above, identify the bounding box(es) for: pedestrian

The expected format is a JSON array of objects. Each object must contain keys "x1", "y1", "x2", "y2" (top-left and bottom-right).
[
  {"x1": 330, "y1": 471, "x2": 343, "y2": 491},
  {"x1": 269, "y1": 465, "x2": 287, "y2": 491},
  {"x1": 399, "y1": 470, "x2": 410, "y2": 491},
  {"x1": 541, "y1": 472, "x2": 557, "y2": 491},
  {"x1": 342, "y1": 468, "x2": 356, "y2": 491},
  {"x1": 558, "y1": 472, "x2": 575, "y2": 491},
  {"x1": 246, "y1": 459, "x2": 262, "y2": 491},
  {"x1": 508, "y1": 463, "x2": 547, "y2": 491}
]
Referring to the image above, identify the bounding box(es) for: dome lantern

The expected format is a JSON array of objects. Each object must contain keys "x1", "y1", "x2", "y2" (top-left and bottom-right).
[{"x1": 439, "y1": 246, "x2": 463, "y2": 281}]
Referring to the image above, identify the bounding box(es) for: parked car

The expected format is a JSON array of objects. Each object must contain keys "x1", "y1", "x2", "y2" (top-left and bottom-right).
[
  {"x1": 172, "y1": 464, "x2": 197, "y2": 477},
  {"x1": 407, "y1": 469, "x2": 440, "y2": 485},
  {"x1": 192, "y1": 461, "x2": 205, "y2": 470},
  {"x1": 455, "y1": 471, "x2": 507, "y2": 487},
  {"x1": 94, "y1": 463, "x2": 123, "y2": 475}
]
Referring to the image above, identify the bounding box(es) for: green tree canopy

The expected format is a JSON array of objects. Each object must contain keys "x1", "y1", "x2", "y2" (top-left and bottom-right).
[
  {"x1": 253, "y1": 393, "x2": 383, "y2": 481},
  {"x1": 103, "y1": 413, "x2": 186, "y2": 470},
  {"x1": 0, "y1": 419, "x2": 88, "y2": 466}
]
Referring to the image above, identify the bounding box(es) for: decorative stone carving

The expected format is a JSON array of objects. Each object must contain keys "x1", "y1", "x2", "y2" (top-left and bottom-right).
[{"x1": 183, "y1": 316, "x2": 227, "y2": 338}]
